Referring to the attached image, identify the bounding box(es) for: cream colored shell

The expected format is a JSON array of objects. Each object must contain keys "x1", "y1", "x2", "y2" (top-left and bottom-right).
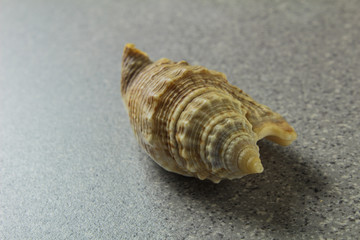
[{"x1": 121, "y1": 43, "x2": 297, "y2": 183}]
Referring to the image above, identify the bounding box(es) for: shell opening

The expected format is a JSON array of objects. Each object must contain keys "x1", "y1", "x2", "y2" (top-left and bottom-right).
[{"x1": 254, "y1": 120, "x2": 297, "y2": 146}]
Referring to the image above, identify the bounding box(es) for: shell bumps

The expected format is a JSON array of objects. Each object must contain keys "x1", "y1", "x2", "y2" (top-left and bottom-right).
[{"x1": 121, "y1": 44, "x2": 297, "y2": 183}]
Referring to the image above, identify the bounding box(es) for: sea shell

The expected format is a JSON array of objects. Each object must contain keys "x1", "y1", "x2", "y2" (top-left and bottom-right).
[{"x1": 121, "y1": 43, "x2": 297, "y2": 183}]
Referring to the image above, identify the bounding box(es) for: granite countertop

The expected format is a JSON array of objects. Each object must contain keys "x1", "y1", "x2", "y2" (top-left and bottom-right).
[{"x1": 1, "y1": 0, "x2": 359, "y2": 239}]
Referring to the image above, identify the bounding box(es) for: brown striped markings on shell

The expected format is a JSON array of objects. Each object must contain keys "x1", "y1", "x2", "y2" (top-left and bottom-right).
[{"x1": 121, "y1": 43, "x2": 297, "y2": 183}]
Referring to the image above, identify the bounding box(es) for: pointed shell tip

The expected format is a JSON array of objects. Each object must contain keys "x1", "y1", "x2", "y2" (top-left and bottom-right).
[
  {"x1": 123, "y1": 43, "x2": 149, "y2": 58},
  {"x1": 247, "y1": 157, "x2": 264, "y2": 174}
]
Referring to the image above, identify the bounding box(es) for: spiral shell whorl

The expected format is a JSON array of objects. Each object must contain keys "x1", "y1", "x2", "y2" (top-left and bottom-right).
[{"x1": 174, "y1": 91, "x2": 262, "y2": 182}]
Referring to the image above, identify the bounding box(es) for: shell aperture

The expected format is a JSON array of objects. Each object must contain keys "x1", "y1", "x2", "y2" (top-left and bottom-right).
[{"x1": 121, "y1": 43, "x2": 297, "y2": 183}]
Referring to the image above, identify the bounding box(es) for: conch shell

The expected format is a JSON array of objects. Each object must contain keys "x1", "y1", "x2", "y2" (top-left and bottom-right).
[{"x1": 121, "y1": 44, "x2": 297, "y2": 183}]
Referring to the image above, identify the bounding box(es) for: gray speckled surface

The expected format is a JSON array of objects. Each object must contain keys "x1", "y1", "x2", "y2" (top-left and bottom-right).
[{"x1": 1, "y1": 0, "x2": 360, "y2": 239}]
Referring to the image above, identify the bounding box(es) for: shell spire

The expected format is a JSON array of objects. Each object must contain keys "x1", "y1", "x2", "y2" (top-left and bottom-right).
[{"x1": 121, "y1": 44, "x2": 297, "y2": 183}]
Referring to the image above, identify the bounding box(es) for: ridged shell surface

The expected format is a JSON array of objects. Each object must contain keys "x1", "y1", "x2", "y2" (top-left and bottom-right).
[{"x1": 121, "y1": 44, "x2": 297, "y2": 183}]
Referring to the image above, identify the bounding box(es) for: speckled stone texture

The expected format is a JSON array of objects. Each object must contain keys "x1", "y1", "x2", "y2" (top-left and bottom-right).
[{"x1": 1, "y1": 0, "x2": 359, "y2": 239}]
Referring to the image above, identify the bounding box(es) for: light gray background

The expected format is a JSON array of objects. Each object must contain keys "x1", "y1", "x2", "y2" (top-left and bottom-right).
[{"x1": 1, "y1": 0, "x2": 359, "y2": 239}]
